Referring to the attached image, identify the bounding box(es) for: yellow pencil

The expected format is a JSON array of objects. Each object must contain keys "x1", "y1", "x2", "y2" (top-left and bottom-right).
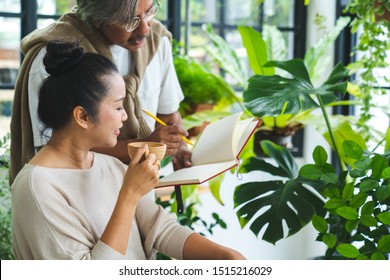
[{"x1": 141, "y1": 107, "x2": 194, "y2": 146}]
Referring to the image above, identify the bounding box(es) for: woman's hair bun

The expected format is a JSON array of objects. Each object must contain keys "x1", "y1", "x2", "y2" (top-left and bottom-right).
[{"x1": 43, "y1": 40, "x2": 85, "y2": 77}]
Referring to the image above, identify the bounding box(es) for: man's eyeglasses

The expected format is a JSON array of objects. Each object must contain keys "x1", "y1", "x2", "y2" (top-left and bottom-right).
[{"x1": 123, "y1": 1, "x2": 160, "y2": 32}]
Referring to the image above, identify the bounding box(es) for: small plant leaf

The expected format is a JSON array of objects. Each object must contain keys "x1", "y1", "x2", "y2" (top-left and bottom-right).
[
  {"x1": 359, "y1": 179, "x2": 379, "y2": 192},
  {"x1": 312, "y1": 215, "x2": 328, "y2": 233},
  {"x1": 322, "y1": 233, "x2": 337, "y2": 248},
  {"x1": 376, "y1": 184, "x2": 390, "y2": 202},
  {"x1": 360, "y1": 214, "x2": 377, "y2": 227},
  {"x1": 335, "y1": 206, "x2": 358, "y2": 220},
  {"x1": 361, "y1": 201, "x2": 375, "y2": 215},
  {"x1": 377, "y1": 212, "x2": 390, "y2": 225},
  {"x1": 354, "y1": 157, "x2": 372, "y2": 170},
  {"x1": 336, "y1": 243, "x2": 360, "y2": 258},
  {"x1": 343, "y1": 140, "x2": 363, "y2": 159},
  {"x1": 342, "y1": 182, "x2": 355, "y2": 201},
  {"x1": 382, "y1": 167, "x2": 390, "y2": 179},
  {"x1": 371, "y1": 155, "x2": 389, "y2": 180},
  {"x1": 349, "y1": 168, "x2": 367, "y2": 178},
  {"x1": 321, "y1": 173, "x2": 338, "y2": 184},
  {"x1": 324, "y1": 198, "x2": 344, "y2": 209},
  {"x1": 299, "y1": 164, "x2": 323, "y2": 180},
  {"x1": 345, "y1": 220, "x2": 359, "y2": 233},
  {"x1": 313, "y1": 146, "x2": 328, "y2": 166},
  {"x1": 349, "y1": 192, "x2": 368, "y2": 208},
  {"x1": 377, "y1": 235, "x2": 390, "y2": 253},
  {"x1": 370, "y1": 253, "x2": 386, "y2": 260}
]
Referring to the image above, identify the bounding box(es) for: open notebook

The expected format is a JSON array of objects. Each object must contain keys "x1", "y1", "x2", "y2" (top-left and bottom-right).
[{"x1": 157, "y1": 112, "x2": 260, "y2": 187}]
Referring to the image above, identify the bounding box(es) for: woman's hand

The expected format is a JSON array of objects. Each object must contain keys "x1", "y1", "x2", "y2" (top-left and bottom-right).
[
  {"x1": 121, "y1": 144, "x2": 160, "y2": 200},
  {"x1": 183, "y1": 233, "x2": 246, "y2": 260}
]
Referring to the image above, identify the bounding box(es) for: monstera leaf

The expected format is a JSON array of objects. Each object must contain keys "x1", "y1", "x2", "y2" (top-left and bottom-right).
[
  {"x1": 243, "y1": 59, "x2": 349, "y2": 117},
  {"x1": 234, "y1": 140, "x2": 326, "y2": 244}
]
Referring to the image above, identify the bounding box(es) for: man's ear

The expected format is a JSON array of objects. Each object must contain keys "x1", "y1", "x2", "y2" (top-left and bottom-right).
[{"x1": 73, "y1": 106, "x2": 89, "y2": 129}]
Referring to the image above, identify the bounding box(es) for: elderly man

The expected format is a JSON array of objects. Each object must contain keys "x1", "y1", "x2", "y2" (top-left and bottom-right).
[{"x1": 10, "y1": 0, "x2": 192, "y2": 183}]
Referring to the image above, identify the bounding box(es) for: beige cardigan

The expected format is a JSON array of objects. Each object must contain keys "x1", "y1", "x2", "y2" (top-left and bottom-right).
[
  {"x1": 10, "y1": 13, "x2": 171, "y2": 184},
  {"x1": 11, "y1": 153, "x2": 193, "y2": 259}
]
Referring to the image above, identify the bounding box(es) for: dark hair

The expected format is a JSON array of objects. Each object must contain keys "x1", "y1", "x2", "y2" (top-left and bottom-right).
[{"x1": 38, "y1": 40, "x2": 118, "y2": 133}]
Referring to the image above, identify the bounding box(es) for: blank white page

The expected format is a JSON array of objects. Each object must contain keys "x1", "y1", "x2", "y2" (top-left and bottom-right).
[{"x1": 191, "y1": 112, "x2": 242, "y2": 166}]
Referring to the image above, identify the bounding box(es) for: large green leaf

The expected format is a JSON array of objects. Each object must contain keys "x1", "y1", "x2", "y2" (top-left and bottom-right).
[
  {"x1": 234, "y1": 178, "x2": 326, "y2": 244},
  {"x1": 243, "y1": 59, "x2": 348, "y2": 117},
  {"x1": 238, "y1": 26, "x2": 274, "y2": 76},
  {"x1": 234, "y1": 141, "x2": 325, "y2": 244},
  {"x1": 261, "y1": 140, "x2": 299, "y2": 178}
]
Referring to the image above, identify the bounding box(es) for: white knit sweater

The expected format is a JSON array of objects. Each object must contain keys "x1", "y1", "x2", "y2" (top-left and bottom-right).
[{"x1": 11, "y1": 153, "x2": 193, "y2": 260}]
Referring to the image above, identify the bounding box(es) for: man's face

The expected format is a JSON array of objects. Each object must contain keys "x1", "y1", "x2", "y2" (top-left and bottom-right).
[{"x1": 100, "y1": 0, "x2": 155, "y2": 52}]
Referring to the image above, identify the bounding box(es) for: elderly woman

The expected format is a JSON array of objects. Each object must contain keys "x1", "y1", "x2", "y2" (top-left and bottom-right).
[
  {"x1": 10, "y1": 0, "x2": 191, "y2": 184},
  {"x1": 11, "y1": 40, "x2": 246, "y2": 260}
]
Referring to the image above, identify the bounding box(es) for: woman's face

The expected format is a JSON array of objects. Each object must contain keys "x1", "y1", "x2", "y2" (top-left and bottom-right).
[
  {"x1": 90, "y1": 72, "x2": 128, "y2": 147},
  {"x1": 100, "y1": 0, "x2": 155, "y2": 52}
]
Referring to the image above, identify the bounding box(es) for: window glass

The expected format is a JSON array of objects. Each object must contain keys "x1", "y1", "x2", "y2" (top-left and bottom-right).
[
  {"x1": 37, "y1": 0, "x2": 76, "y2": 15},
  {"x1": 155, "y1": 0, "x2": 167, "y2": 21},
  {"x1": 184, "y1": 0, "x2": 298, "y2": 88},
  {"x1": 0, "y1": 17, "x2": 20, "y2": 85},
  {"x1": 0, "y1": 0, "x2": 20, "y2": 13},
  {"x1": 37, "y1": 18, "x2": 57, "y2": 29},
  {"x1": 0, "y1": 15, "x2": 18, "y2": 136},
  {"x1": 263, "y1": 0, "x2": 295, "y2": 27},
  {"x1": 187, "y1": 25, "x2": 209, "y2": 61},
  {"x1": 226, "y1": 0, "x2": 259, "y2": 26},
  {"x1": 190, "y1": 0, "x2": 217, "y2": 23}
]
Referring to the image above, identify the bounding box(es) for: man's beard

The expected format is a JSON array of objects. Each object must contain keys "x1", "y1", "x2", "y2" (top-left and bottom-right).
[{"x1": 128, "y1": 32, "x2": 151, "y2": 45}]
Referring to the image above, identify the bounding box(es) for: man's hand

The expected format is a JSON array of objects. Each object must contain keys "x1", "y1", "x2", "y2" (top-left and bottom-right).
[
  {"x1": 172, "y1": 143, "x2": 192, "y2": 170},
  {"x1": 146, "y1": 112, "x2": 188, "y2": 154}
]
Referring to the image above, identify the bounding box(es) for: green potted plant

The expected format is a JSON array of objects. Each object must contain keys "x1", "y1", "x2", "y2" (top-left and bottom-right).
[
  {"x1": 0, "y1": 133, "x2": 14, "y2": 260},
  {"x1": 229, "y1": 0, "x2": 390, "y2": 258},
  {"x1": 235, "y1": 137, "x2": 390, "y2": 259},
  {"x1": 203, "y1": 17, "x2": 351, "y2": 155},
  {"x1": 232, "y1": 58, "x2": 390, "y2": 259},
  {"x1": 234, "y1": 47, "x2": 390, "y2": 259}
]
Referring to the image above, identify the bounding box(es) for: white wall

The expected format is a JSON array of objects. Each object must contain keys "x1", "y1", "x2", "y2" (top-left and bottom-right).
[{"x1": 194, "y1": 0, "x2": 337, "y2": 260}]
